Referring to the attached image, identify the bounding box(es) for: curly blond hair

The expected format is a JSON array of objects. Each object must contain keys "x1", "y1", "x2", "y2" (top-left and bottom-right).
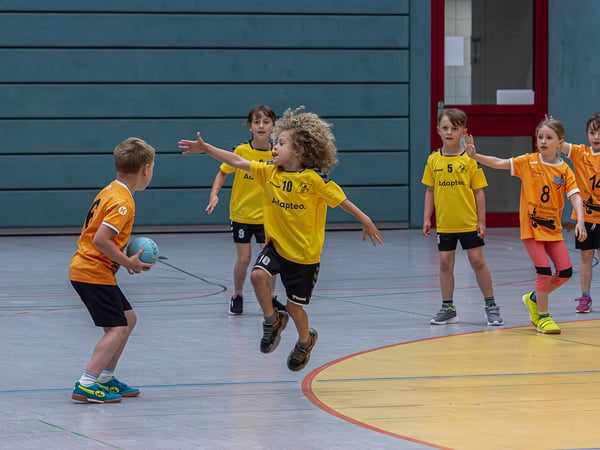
[{"x1": 271, "y1": 106, "x2": 338, "y2": 173}]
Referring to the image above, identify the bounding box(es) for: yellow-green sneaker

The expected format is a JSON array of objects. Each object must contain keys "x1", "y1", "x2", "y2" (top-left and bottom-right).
[
  {"x1": 522, "y1": 291, "x2": 538, "y2": 326},
  {"x1": 536, "y1": 316, "x2": 561, "y2": 334}
]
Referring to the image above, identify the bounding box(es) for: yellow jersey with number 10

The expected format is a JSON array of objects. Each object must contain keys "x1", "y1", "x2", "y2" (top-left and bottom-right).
[{"x1": 250, "y1": 161, "x2": 347, "y2": 264}]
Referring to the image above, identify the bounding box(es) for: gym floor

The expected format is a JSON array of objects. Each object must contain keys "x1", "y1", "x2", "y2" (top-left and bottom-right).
[{"x1": 1, "y1": 228, "x2": 599, "y2": 450}]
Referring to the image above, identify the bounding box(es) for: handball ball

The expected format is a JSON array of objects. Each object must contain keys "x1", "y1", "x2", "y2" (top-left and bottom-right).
[{"x1": 126, "y1": 237, "x2": 159, "y2": 264}]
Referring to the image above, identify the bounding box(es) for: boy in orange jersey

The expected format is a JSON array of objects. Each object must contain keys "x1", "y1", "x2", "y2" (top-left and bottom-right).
[
  {"x1": 69, "y1": 137, "x2": 155, "y2": 403},
  {"x1": 558, "y1": 113, "x2": 600, "y2": 313}
]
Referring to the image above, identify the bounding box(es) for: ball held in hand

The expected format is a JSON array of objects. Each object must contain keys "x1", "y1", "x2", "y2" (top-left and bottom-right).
[{"x1": 126, "y1": 237, "x2": 159, "y2": 264}]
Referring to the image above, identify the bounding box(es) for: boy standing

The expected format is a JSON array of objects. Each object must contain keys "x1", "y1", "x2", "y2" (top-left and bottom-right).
[
  {"x1": 422, "y1": 109, "x2": 503, "y2": 326},
  {"x1": 69, "y1": 137, "x2": 155, "y2": 403}
]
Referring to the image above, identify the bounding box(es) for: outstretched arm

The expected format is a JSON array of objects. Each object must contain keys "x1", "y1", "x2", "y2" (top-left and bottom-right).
[
  {"x1": 569, "y1": 192, "x2": 587, "y2": 242},
  {"x1": 338, "y1": 199, "x2": 383, "y2": 246},
  {"x1": 179, "y1": 132, "x2": 251, "y2": 171},
  {"x1": 463, "y1": 132, "x2": 511, "y2": 170}
]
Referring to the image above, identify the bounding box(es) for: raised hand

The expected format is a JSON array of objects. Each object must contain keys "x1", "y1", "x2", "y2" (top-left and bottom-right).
[
  {"x1": 179, "y1": 132, "x2": 208, "y2": 154},
  {"x1": 462, "y1": 130, "x2": 477, "y2": 158}
]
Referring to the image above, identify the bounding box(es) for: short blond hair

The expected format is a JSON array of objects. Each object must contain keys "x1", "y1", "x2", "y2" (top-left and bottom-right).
[
  {"x1": 114, "y1": 137, "x2": 155, "y2": 174},
  {"x1": 272, "y1": 106, "x2": 338, "y2": 173}
]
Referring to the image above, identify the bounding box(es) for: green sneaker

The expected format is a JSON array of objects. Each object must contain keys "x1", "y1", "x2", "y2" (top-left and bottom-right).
[
  {"x1": 522, "y1": 291, "x2": 539, "y2": 326},
  {"x1": 98, "y1": 378, "x2": 140, "y2": 397},
  {"x1": 71, "y1": 382, "x2": 122, "y2": 403},
  {"x1": 287, "y1": 328, "x2": 318, "y2": 372},
  {"x1": 536, "y1": 316, "x2": 561, "y2": 334},
  {"x1": 260, "y1": 311, "x2": 289, "y2": 353}
]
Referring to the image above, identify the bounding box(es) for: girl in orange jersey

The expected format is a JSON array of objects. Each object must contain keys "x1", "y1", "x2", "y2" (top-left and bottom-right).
[
  {"x1": 557, "y1": 113, "x2": 600, "y2": 313},
  {"x1": 464, "y1": 119, "x2": 587, "y2": 334}
]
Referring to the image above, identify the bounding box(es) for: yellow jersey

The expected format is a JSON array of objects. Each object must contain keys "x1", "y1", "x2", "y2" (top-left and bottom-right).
[
  {"x1": 421, "y1": 150, "x2": 488, "y2": 233},
  {"x1": 250, "y1": 161, "x2": 347, "y2": 264},
  {"x1": 220, "y1": 142, "x2": 273, "y2": 224},
  {"x1": 69, "y1": 180, "x2": 135, "y2": 285},
  {"x1": 511, "y1": 153, "x2": 579, "y2": 241}
]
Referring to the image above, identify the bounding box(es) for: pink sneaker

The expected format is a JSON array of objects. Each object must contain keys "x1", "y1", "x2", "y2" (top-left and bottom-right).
[{"x1": 574, "y1": 295, "x2": 592, "y2": 313}]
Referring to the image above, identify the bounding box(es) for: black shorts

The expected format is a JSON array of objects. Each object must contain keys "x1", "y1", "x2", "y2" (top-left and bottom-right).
[
  {"x1": 71, "y1": 281, "x2": 132, "y2": 327},
  {"x1": 231, "y1": 221, "x2": 266, "y2": 244},
  {"x1": 437, "y1": 231, "x2": 484, "y2": 252},
  {"x1": 252, "y1": 242, "x2": 319, "y2": 306},
  {"x1": 575, "y1": 222, "x2": 600, "y2": 250}
]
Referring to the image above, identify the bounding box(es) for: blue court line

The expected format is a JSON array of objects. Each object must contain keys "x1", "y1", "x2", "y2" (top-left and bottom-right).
[
  {"x1": 316, "y1": 369, "x2": 600, "y2": 383},
  {"x1": 0, "y1": 379, "x2": 301, "y2": 394}
]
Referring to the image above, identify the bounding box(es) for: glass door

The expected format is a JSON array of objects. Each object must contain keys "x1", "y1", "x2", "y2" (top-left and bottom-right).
[{"x1": 431, "y1": 0, "x2": 549, "y2": 226}]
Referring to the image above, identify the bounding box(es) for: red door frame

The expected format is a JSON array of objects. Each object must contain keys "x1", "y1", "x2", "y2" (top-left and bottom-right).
[{"x1": 431, "y1": 0, "x2": 549, "y2": 226}]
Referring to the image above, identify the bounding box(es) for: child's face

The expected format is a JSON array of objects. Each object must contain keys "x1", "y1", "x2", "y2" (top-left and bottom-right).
[
  {"x1": 437, "y1": 116, "x2": 465, "y2": 147},
  {"x1": 248, "y1": 111, "x2": 274, "y2": 141},
  {"x1": 587, "y1": 126, "x2": 600, "y2": 151},
  {"x1": 272, "y1": 130, "x2": 301, "y2": 170},
  {"x1": 536, "y1": 126, "x2": 562, "y2": 157}
]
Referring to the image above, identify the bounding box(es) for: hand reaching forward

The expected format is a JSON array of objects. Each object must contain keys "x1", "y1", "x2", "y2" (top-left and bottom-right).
[{"x1": 179, "y1": 132, "x2": 208, "y2": 154}]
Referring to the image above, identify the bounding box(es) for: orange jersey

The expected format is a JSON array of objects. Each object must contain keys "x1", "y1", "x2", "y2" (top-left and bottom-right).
[
  {"x1": 511, "y1": 153, "x2": 579, "y2": 241},
  {"x1": 567, "y1": 144, "x2": 600, "y2": 223},
  {"x1": 69, "y1": 180, "x2": 135, "y2": 285}
]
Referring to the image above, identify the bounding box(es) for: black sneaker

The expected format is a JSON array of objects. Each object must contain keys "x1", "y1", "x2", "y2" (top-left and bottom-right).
[
  {"x1": 260, "y1": 311, "x2": 289, "y2": 353},
  {"x1": 271, "y1": 295, "x2": 287, "y2": 312},
  {"x1": 287, "y1": 328, "x2": 318, "y2": 372},
  {"x1": 229, "y1": 295, "x2": 243, "y2": 315}
]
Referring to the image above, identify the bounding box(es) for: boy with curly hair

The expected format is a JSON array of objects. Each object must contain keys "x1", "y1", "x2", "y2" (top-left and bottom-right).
[{"x1": 180, "y1": 107, "x2": 382, "y2": 371}]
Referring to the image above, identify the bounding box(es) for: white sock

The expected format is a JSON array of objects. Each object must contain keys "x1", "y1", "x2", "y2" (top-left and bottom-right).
[
  {"x1": 98, "y1": 368, "x2": 115, "y2": 383},
  {"x1": 79, "y1": 371, "x2": 98, "y2": 386}
]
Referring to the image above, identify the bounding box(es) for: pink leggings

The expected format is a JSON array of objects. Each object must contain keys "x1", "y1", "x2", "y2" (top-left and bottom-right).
[{"x1": 522, "y1": 239, "x2": 572, "y2": 293}]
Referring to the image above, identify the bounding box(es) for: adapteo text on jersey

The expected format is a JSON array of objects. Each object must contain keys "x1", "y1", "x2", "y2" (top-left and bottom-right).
[
  {"x1": 272, "y1": 198, "x2": 306, "y2": 210},
  {"x1": 438, "y1": 180, "x2": 466, "y2": 187}
]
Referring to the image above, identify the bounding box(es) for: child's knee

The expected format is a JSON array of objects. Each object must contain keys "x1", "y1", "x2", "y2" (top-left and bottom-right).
[
  {"x1": 250, "y1": 268, "x2": 269, "y2": 286},
  {"x1": 557, "y1": 267, "x2": 573, "y2": 280}
]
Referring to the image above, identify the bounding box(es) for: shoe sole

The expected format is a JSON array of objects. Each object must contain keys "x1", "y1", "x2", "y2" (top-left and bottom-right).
[
  {"x1": 487, "y1": 320, "x2": 504, "y2": 326},
  {"x1": 228, "y1": 310, "x2": 243, "y2": 315},
  {"x1": 575, "y1": 307, "x2": 592, "y2": 313},
  {"x1": 430, "y1": 316, "x2": 459, "y2": 325},
  {"x1": 120, "y1": 391, "x2": 141, "y2": 397},
  {"x1": 260, "y1": 313, "x2": 289, "y2": 354},
  {"x1": 71, "y1": 394, "x2": 122, "y2": 403},
  {"x1": 536, "y1": 327, "x2": 561, "y2": 334},
  {"x1": 287, "y1": 329, "x2": 318, "y2": 372}
]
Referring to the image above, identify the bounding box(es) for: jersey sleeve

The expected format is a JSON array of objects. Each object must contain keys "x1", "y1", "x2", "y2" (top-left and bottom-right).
[
  {"x1": 421, "y1": 154, "x2": 435, "y2": 186},
  {"x1": 470, "y1": 161, "x2": 488, "y2": 190},
  {"x1": 102, "y1": 197, "x2": 134, "y2": 235}
]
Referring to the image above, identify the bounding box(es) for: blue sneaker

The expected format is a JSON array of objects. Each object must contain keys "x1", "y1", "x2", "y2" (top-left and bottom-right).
[
  {"x1": 98, "y1": 378, "x2": 140, "y2": 397},
  {"x1": 71, "y1": 382, "x2": 122, "y2": 403}
]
